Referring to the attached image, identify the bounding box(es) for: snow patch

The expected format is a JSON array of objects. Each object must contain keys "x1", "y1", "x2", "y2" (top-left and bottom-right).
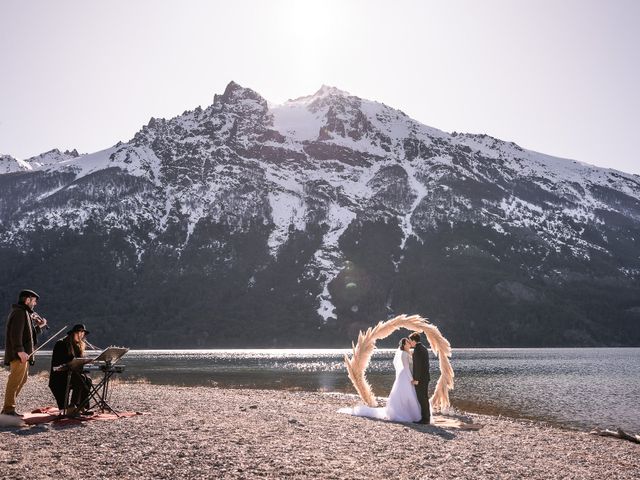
[
  {"x1": 267, "y1": 190, "x2": 307, "y2": 254},
  {"x1": 399, "y1": 161, "x2": 429, "y2": 251},
  {"x1": 271, "y1": 104, "x2": 325, "y2": 142},
  {"x1": 313, "y1": 201, "x2": 357, "y2": 321}
]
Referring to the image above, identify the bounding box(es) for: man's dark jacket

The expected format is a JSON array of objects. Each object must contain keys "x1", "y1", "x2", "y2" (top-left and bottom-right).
[
  {"x1": 412, "y1": 341, "x2": 430, "y2": 384},
  {"x1": 412, "y1": 340, "x2": 431, "y2": 422},
  {"x1": 4, "y1": 303, "x2": 40, "y2": 365}
]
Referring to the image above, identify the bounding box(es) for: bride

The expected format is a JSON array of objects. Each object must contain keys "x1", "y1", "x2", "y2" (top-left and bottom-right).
[{"x1": 339, "y1": 338, "x2": 422, "y2": 422}]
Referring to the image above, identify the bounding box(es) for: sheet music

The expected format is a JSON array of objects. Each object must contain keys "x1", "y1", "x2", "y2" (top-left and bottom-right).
[{"x1": 91, "y1": 346, "x2": 129, "y2": 364}]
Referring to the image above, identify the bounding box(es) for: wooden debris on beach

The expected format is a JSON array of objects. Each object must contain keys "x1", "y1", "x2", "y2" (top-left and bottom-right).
[{"x1": 590, "y1": 428, "x2": 640, "y2": 444}]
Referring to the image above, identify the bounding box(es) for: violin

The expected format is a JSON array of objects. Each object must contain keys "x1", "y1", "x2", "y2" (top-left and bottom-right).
[{"x1": 31, "y1": 311, "x2": 49, "y2": 330}]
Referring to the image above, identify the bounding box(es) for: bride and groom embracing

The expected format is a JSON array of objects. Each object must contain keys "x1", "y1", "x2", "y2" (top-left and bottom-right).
[{"x1": 342, "y1": 332, "x2": 431, "y2": 424}]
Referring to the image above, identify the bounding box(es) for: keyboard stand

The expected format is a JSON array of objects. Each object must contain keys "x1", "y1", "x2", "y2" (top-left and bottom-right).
[{"x1": 77, "y1": 363, "x2": 126, "y2": 417}]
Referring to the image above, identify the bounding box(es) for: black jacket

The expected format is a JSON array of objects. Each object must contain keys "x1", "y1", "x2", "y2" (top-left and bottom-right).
[
  {"x1": 50, "y1": 337, "x2": 77, "y2": 370},
  {"x1": 3, "y1": 303, "x2": 41, "y2": 365},
  {"x1": 412, "y1": 341, "x2": 430, "y2": 383},
  {"x1": 49, "y1": 336, "x2": 89, "y2": 409},
  {"x1": 49, "y1": 336, "x2": 79, "y2": 387}
]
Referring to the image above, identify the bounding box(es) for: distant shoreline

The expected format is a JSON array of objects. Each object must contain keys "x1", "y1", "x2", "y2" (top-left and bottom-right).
[{"x1": 4, "y1": 345, "x2": 639, "y2": 356}]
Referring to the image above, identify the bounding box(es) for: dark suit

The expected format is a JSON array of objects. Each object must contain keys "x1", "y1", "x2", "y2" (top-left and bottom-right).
[{"x1": 412, "y1": 341, "x2": 430, "y2": 423}]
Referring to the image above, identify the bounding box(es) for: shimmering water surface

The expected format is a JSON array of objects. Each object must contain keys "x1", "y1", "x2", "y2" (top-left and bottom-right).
[{"x1": 32, "y1": 348, "x2": 639, "y2": 432}]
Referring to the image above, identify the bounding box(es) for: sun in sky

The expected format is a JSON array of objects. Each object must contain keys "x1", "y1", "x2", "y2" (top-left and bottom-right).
[{"x1": 0, "y1": 0, "x2": 638, "y2": 175}]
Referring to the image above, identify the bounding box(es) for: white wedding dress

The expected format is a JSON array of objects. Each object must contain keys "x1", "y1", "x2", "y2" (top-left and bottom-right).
[{"x1": 339, "y1": 350, "x2": 422, "y2": 423}]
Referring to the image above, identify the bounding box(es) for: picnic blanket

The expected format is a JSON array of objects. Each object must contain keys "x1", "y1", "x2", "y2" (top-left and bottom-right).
[{"x1": 1, "y1": 407, "x2": 140, "y2": 428}]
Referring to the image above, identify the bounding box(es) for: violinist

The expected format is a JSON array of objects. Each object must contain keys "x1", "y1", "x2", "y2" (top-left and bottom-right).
[{"x1": 2, "y1": 289, "x2": 47, "y2": 417}]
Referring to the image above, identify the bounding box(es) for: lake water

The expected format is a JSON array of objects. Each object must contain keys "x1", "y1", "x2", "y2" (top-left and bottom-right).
[{"x1": 31, "y1": 347, "x2": 640, "y2": 432}]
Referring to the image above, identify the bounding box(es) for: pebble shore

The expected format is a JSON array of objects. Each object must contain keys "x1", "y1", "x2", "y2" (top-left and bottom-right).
[{"x1": 1, "y1": 370, "x2": 638, "y2": 479}]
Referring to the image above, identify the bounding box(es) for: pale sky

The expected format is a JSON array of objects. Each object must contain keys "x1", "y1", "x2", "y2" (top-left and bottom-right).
[{"x1": 1, "y1": 0, "x2": 639, "y2": 174}]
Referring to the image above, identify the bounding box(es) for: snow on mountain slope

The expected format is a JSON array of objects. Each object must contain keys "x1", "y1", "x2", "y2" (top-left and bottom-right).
[
  {"x1": 2, "y1": 81, "x2": 640, "y2": 324},
  {"x1": 1, "y1": 154, "x2": 32, "y2": 173}
]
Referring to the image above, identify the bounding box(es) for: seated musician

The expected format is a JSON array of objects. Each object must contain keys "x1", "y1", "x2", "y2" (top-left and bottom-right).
[{"x1": 48, "y1": 324, "x2": 93, "y2": 415}]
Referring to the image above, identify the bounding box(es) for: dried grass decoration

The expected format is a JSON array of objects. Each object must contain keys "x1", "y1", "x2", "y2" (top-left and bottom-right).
[{"x1": 344, "y1": 314, "x2": 454, "y2": 412}]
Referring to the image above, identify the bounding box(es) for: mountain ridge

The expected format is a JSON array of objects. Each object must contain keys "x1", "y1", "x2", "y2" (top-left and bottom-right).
[{"x1": 1, "y1": 81, "x2": 639, "y2": 347}]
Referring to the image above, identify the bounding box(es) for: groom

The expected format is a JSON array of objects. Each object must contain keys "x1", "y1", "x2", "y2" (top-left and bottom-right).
[{"x1": 408, "y1": 332, "x2": 430, "y2": 424}]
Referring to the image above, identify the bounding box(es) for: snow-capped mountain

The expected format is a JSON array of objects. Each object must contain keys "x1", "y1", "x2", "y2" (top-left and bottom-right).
[
  {"x1": 1, "y1": 81, "x2": 639, "y2": 347},
  {"x1": 1, "y1": 154, "x2": 31, "y2": 174}
]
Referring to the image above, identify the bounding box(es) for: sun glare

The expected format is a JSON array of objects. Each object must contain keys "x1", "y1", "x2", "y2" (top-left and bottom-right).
[{"x1": 271, "y1": 1, "x2": 354, "y2": 83}]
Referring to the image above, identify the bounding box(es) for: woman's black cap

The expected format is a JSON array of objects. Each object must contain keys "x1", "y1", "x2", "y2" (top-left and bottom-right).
[{"x1": 67, "y1": 324, "x2": 90, "y2": 335}]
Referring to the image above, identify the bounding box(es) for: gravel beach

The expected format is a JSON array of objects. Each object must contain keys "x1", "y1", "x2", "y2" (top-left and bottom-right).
[{"x1": 1, "y1": 370, "x2": 638, "y2": 479}]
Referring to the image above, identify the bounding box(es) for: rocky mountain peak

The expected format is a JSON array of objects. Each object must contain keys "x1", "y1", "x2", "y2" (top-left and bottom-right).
[
  {"x1": 315, "y1": 84, "x2": 350, "y2": 97},
  {"x1": 213, "y1": 81, "x2": 268, "y2": 115},
  {"x1": 0, "y1": 153, "x2": 32, "y2": 173},
  {"x1": 23, "y1": 148, "x2": 82, "y2": 171},
  {"x1": 285, "y1": 85, "x2": 351, "y2": 107},
  {"x1": 65, "y1": 148, "x2": 80, "y2": 158}
]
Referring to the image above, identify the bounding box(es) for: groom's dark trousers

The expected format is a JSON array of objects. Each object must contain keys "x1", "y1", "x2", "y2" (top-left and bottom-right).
[{"x1": 412, "y1": 341, "x2": 431, "y2": 423}]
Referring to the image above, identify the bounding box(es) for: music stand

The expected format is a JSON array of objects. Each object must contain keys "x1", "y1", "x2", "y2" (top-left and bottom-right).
[
  {"x1": 92, "y1": 347, "x2": 128, "y2": 365},
  {"x1": 77, "y1": 347, "x2": 129, "y2": 416}
]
